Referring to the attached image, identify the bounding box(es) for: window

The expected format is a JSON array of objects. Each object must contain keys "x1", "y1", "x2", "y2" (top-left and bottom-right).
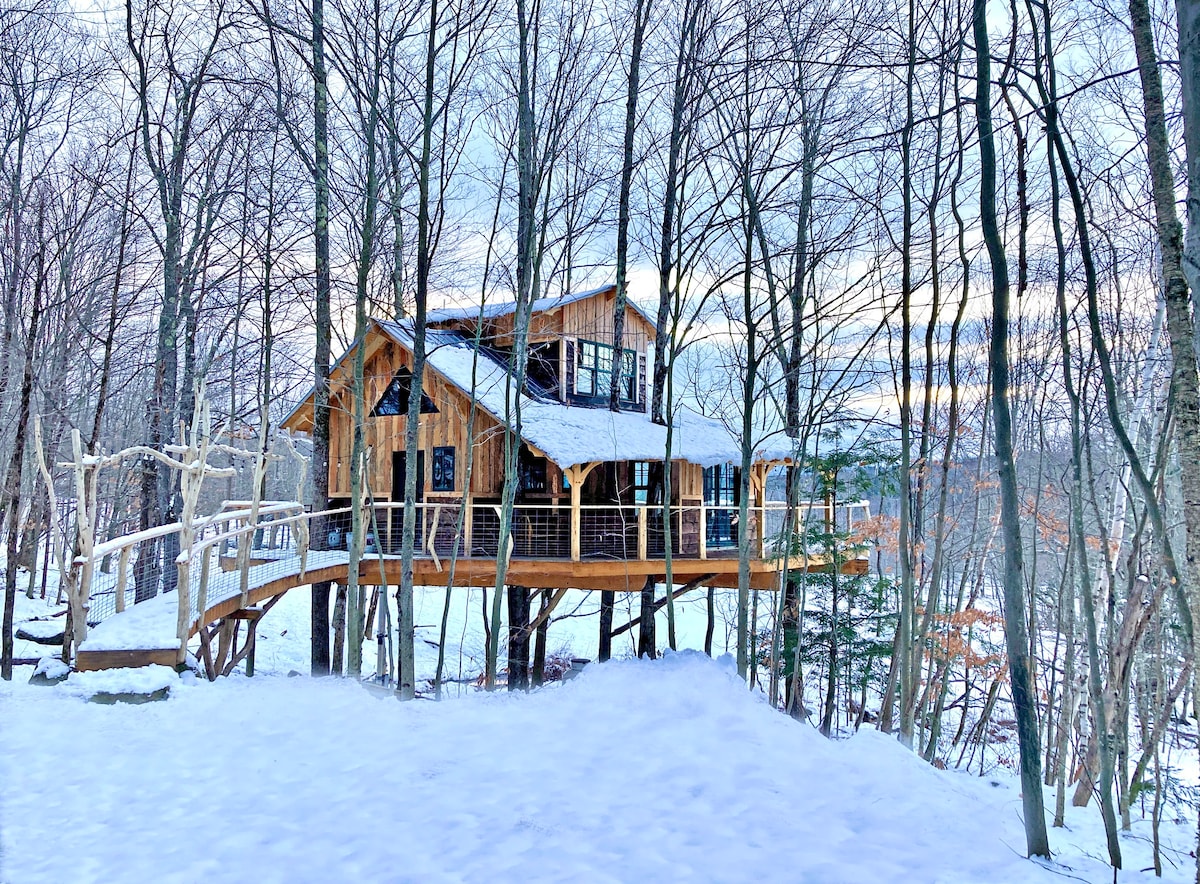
[
  {"x1": 431, "y1": 446, "x2": 455, "y2": 492},
  {"x1": 704, "y1": 464, "x2": 738, "y2": 548},
  {"x1": 575, "y1": 340, "x2": 637, "y2": 404},
  {"x1": 704, "y1": 464, "x2": 738, "y2": 506},
  {"x1": 371, "y1": 367, "x2": 438, "y2": 417},
  {"x1": 632, "y1": 461, "x2": 652, "y2": 504},
  {"x1": 518, "y1": 446, "x2": 548, "y2": 494}
]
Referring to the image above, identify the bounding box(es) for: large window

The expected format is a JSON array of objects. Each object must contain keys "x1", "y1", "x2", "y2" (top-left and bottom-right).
[
  {"x1": 431, "y1": 446, "x2": 455, "y2": 492},
  {"x1": 703, "y1": 464, "x2": 738, "y2": 548},
  {"x1": 575, "y1": 340, "x2": 637, "y2": 403},
  {"x1": 371, "y1": 367, "x2": 438, "y2": 417},
  {"x1": 518, "y1": 445, "x2": 548, "y2": 494}
]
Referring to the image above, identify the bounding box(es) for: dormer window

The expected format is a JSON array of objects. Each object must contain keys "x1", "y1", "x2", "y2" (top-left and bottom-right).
[{"x1": 575, "y1": 340, "x2": 637, "y2": 405}]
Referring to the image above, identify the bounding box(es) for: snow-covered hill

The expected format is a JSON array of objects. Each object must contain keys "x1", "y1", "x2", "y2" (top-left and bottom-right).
[{"x1": 2, "y1": 652, "x2": 1192, "y2": 883}]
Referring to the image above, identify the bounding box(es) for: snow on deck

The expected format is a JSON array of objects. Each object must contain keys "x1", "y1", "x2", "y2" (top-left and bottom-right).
[
  {"x1": 2, "y1": 652, "x2": 1184, "y2": 883},
  {"x1": 78, "y1": 550, "x2": 354, "y2": 652}
]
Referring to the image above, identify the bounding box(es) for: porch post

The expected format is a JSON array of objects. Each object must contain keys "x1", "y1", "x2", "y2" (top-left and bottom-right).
[
  {"x1": 565, "y1": 462, "x2": 601, "y2": 562},
  {"x1": 569, "y1": 470, "x2": 582, "y2": 562}
]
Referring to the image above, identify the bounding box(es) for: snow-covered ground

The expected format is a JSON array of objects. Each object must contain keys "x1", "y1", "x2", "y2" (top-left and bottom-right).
[{"x1": 4, "y1": 584, "x2": 1198, "y2": 883}]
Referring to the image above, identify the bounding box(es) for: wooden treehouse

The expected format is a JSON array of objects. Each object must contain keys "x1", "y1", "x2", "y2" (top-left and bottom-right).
[
  {"x1": 280, "y1": 284, "x2": 864, "y2": 591},
  {"x1": 69, "y1": 285, "x2": 869, "y2": 673}
]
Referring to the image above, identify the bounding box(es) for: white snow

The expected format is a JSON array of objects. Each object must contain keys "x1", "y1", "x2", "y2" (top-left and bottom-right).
[
  {"x1": 381, "y1": 320, "x2": 751, "y2": 468},
  {"x1": 78, "y1": 550, "x2": 354, "y2": 652},
  {"x1": 14, "y1": 618, "x2": 63, "y2": 640},
  {"x1": 425, "y1": 285, "x2": 657, "y2": 329},
  {"x1": 60, "y1": 665, "x2": 178, "y2": 699},
  {"x1": 32, "y1": 657, "x2": 69, "y2": 680},
  {"x1": 2, "y1": 652, "x2": 1189, "y2": 883}
]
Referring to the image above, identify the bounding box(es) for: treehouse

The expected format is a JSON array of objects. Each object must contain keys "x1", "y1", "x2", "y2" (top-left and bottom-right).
[
  {"x1": 280, "y1": 285, "x2": 844, "y2": 592},
  {"x1": 71, "y1": 285, "x2": 870, "y2": 673}
]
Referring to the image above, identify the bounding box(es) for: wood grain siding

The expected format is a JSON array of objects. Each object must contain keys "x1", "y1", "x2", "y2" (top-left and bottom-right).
[{"x1": 324, "y1": 336, "x2": 509, "y2": 500}]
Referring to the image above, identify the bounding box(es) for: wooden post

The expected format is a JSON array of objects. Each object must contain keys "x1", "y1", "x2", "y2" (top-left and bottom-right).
[
  {"x1": 197, "y1": 548, "x2": 212, "y2": 629},
  {"x1": 699, "y1": 502, "x2": 707, "y2": 560},
  {"x1": 463, "y1": 492, "x2": 474, "y2": 557},
  {"x1": 569, "y1": 471, "x2": 582, "y2": 562},
  {"x1": 116, "y1": 547, "x2": 130, "y2": 613},
  {"x1": 175, "y1": 559, "x2": 191, "y2": 663},
  {"x1": 637, "y1": 505, "x2": 647, "y2": 560},
  {"x1": 753, "y1": 463, "x2": 768, "y2": 559},
  {"x1": 564, "y1": 462, "x2": 601, "y2": 563}
]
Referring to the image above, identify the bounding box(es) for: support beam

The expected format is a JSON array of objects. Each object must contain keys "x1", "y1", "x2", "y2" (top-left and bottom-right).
[
  {"x1": 610, "y1": 574, "x2": 716, "y2": 639},
  {"x1": 564, "y1": 462, "x2": 602, "y2": 562}
]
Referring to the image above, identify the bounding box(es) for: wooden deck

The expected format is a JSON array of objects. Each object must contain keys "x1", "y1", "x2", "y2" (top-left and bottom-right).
[
  {"x1": 75, "y1": 552, "x2": 865, "y2": 672},
  {"x1": 72, "y1": 499, "x2": 872, "y2": 672}
]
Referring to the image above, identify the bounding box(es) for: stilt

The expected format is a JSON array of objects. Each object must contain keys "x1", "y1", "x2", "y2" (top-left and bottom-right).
[
  {"x1": 507, "y1": 584, "x2": 531, "y2": 690},
  {"x1": 598, "y1": 590, "x2": 614, "y2": 661},
  {"x1": 638, "y1": 576, "x2": 656, "y2": 659},
  {"x1": 532, "y1": 590, "x2": 551, "y2": 686}
]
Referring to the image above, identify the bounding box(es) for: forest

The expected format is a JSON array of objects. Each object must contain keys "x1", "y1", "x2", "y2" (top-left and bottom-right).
[{"x1": 1, "y1": 0, "x2": 1199, "y2": 875}]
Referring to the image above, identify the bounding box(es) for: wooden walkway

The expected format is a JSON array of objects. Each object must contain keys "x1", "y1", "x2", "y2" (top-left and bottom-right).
[{"x1": 72, "y1": 502, "x2": 868, "y2": 673}]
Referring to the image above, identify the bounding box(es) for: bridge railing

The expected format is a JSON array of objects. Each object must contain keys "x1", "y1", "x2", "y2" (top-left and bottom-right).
[{"x1": 79, "y1": 498, "x2": 871, "y2": 658}]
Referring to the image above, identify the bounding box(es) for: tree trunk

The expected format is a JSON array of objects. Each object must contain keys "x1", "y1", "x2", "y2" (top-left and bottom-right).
[
  {"x1": 638, "y1": 577, "x2": 656, "y2": 659},
  {"x1": 598, "y1": 589, "x2": 614, "y2": 661},
  {"x1": 974, "y1": 0, "x2": 1050, "y2": 856},
  {"x1": 507, "y1": 584, "x2": 531, "y2": 690},
  {"x1": 310, "y1": 0, "x2": 333, "y2": 677}
]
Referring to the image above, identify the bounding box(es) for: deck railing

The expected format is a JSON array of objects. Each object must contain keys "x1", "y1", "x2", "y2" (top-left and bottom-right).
[{"x1": 77, "y1": 498, "x2": 870, "y2": 657}]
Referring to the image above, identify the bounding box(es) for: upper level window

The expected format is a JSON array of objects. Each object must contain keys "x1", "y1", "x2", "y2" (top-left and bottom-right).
[{"x1": 576, "y1": 340, "x2": 637, "y2": 404}]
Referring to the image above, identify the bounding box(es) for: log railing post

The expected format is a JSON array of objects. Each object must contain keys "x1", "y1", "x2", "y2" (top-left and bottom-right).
[{"x1": 116, "y1": 546, "x2": 131, "y2": 613}]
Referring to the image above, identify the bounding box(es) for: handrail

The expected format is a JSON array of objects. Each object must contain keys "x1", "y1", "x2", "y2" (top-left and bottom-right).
[
  {"x1": 78, "y1": 497, "x2": 874, "y2": 662},
  {"x1": 87, "y1": 500, "x2": 305, "y2": 563}
]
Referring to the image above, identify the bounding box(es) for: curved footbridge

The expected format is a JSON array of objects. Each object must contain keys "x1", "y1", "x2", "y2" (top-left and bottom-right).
[{"x1": 74, "y1": 500, "x2": 869, "y2": 674}]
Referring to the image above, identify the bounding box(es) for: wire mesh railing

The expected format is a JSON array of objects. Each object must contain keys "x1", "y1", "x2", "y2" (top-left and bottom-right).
[{"x1": 78, "y1": 498, "x2": 873, "y2": 649}]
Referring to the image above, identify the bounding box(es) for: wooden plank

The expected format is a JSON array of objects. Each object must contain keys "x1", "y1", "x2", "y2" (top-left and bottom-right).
[{"x1": 75, "y1": 648, "x2": 178, "y2": 671}]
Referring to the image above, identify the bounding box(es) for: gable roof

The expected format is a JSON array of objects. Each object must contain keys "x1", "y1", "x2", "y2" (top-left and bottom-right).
[
  {"x1": 377, "y1": 319, "x2": 741, "y2": 469},
  {"x1": 281, "y1": 316, "x2": 747, "y2": 469},
  {"x1": 425, "y1": 284, "x2": 659, "y2": 331}
]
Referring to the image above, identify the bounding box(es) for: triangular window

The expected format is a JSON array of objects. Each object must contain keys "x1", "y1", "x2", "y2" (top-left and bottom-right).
[{"x1": 371, "y1": 367, "x2": 438, "y2": 417}]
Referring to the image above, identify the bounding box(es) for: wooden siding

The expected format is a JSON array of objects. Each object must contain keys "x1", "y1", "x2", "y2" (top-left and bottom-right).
[
  {"x1": 436, "y1": 286, "x2": 656, "y2": 353},
  {"x1": 326, "y1": 339, "x2": 509, "y2": 500}
]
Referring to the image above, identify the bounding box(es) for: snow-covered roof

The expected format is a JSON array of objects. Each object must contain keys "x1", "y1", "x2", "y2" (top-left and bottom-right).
[
  {"x1": 375, "y1": 319, "x2": 743, "y2": 469},
  {"x1": 425, "y1": 285, "x2": 658, "y2": 331}
]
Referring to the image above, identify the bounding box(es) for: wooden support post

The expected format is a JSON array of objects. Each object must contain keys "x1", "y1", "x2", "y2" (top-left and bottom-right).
[
  {"x1": 699, "y1": 503, "x2": 707, "y2": 560},
  {"x1": 753, "y1": 463, "x2": 768, "y2": 560},
  {"x1": 569, "y1": 473, "x2": 582, "y2": 562},
  {"x1": 197, "y1": 550, "x2": 212, "y2": 628},
  {"x1": 637, "y1": 505, "x2": 647, "y2": 560},
  {"x1": 463, "y1": 493, "x2": 474, "y2": 557},
  {"x1": 175, "y1": 559, "x2": 190, "y2": 664},
  {"x1": 565, "y1": 462, "x2": 601, "y2": 563},
  {"x1": 116, "y1": 547, "x2": 130, "y2": 613}
]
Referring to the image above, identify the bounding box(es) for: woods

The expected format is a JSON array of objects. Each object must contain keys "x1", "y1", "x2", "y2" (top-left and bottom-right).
[{"x1": 3, "y1": 0, "x2": 1200, "y2": 875}]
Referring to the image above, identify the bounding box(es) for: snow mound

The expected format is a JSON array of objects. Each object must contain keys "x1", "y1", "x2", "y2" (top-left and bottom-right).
[
  {"x1": 0, "y1": 654, "x2": 1186, "y2": 883},
  {"x1": 33, "y1": 657, "x2": 70, "y2": 680},
  {"x1": 61, "y1": 665, "x2": 178, "y2": 700}
]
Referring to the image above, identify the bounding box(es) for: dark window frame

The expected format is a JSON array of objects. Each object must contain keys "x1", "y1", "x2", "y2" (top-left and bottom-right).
[
  {"x1": 574, "y1": 338, "x2": 637, "y2": 404},
  {"x1": 371, "y1": 367, "x2": 438, "y2": 417},
  {"x1": 632, "y1": 461, "x2": 652, "y2": 504},
  {"x1": 431, "y1": 446, "x2": 456, "y2": 492}
]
